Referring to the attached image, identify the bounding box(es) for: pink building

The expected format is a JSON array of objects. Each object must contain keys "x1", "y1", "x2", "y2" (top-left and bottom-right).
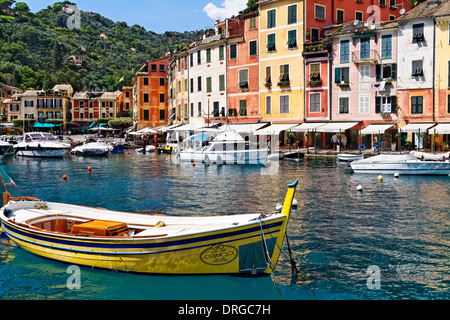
[{"x1": 328, "y1": 20, "x2": 400, "y2": 149}]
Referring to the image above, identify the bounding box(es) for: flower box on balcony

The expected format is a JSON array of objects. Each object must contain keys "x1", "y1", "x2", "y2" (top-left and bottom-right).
[
  {"x1": 277, "y1": 80, "x2": 290, "y2": 87},
  {"x1": 308, "y1": 79, "x2": 322, "y2": 87},
  {"x1": 338, "y1": 82, "x2": 350, "y2": 88}
]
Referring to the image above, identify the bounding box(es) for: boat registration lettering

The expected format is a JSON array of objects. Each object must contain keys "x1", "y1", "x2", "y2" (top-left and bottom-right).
[{"x1": 200, "y1": 244, "x2": 238, "y2": 265}]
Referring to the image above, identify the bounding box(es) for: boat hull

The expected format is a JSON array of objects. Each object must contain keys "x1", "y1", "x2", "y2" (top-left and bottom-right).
[
  {"x1": 284, "y1": 151, "x2": 305, "y2": 161},
  {"x1": 0, "y1": 216, "x2": 282, "y2": 275},
  {"x1": 338, "y1": 154, "x2": 364, "y2": 162},
  {"x1": 14, "y1": 148, "x2": 68, "y2": 158},
  {"x1": 179, "y1": 149, "x2": 269, "y2": 165},
  {"x1": 351, "y1": 161, "x2": 450, "y2": 175}
]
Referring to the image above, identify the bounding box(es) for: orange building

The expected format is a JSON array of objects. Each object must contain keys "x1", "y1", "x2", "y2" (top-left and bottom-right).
[
  {"x1": 224, "y1": 11, "x2": 261, "y2": 123},
  {"x1": 134, "y1": 56, "x2": 169, "y2": 130},
  {"x1": 119, "y1": 86, "x2": 133, "y2": 117}
]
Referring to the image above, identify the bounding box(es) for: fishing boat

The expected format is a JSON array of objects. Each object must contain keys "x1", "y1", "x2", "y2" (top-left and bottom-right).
[
  {"x1": 337, "y1": 153, "x2": 364, "y2": 162},
  {"x1": 0, "y1": 169, "x2": 298, "y2": 275},
  {"x1": 283, "y1": 149, "x2": 305, "y2": 162},
  {"x1": 70, "y1": 141, "x2": 111, "y2": 157},
  {"x1": 350, "y1": 154, "x2": 450, "y2": 175},
  {"x1": 178, "y1": 130, "x2": 269, "y2": 165},
  {"x1": 14, "y1": 133, "x2": 70, "y2": 158}
]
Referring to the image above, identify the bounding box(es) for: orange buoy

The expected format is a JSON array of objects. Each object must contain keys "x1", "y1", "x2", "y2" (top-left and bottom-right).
[
  {"x1": 63, "y1": 174, "x2": 68, "y2": 180},
  {"x1": 127, "y1": 152, "x2": 130, "y2": 155},
  {"x1": 88, "y1": 166, "x2": 92, "y2": 172},
  {"x1": 192, "y1": 162, "x2": 195, "y2": 166}
]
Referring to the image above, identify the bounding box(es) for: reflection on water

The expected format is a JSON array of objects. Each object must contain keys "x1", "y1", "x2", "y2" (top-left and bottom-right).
[{"x1": 1, "y1": 153, "x2": 449, "y2": 299}]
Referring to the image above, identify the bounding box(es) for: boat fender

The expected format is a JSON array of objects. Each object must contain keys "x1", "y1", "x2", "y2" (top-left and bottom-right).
[
  {"x1": 152, "y1": 221, "x2": 165, "y2": 228},
  {"x1": 37, "y1": 144, "x2": 42, "y2": 150}
]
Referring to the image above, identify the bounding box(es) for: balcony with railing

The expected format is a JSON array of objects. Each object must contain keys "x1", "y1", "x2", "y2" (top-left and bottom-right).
[{"x1": 352, "y1": 50, "x2": 380, "y2": 64}]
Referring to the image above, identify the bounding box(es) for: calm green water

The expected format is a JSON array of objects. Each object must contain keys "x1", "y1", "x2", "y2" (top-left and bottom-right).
[{"x1": 0, "y1": 151, "x2": 449, "y2": 300}]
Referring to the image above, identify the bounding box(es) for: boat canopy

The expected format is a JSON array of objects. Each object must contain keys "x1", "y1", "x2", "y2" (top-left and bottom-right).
[
  {"x1": 184, "y1": 132, "x2": 214, "y2": 142},
  {"x1": 253, "y1": 123, "x2": 299, "y2": 135},
  {"x1": 430, "y1": 123, "x2": 450, "y2": 134},
  {"x1": 360, "y1": 123, "x2": 395, "y2": 135},
  {"x1": 290, "y1": 122, "x2": 327, "y2": 132},
  {"x1": 213, "y1": 130, "x2": 245, "y2": 141},
  {"x1": 315, "y1": 122, "x2": 359, "y2": 133},
  {"x1": 33, "y1": 123, "x2": 61, "y2": 128},
  {"x1": 399, "y1": 123, "x2": 435, "y2": 133}
]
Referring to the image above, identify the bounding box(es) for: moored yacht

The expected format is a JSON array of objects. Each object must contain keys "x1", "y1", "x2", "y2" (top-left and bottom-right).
[
  {"x1": 350, "y1": 153, "x2": 450, "y2": 175},
  {"x1": 177, "y1": 130, "x2": 269, "y2": 165},
  {"x1": 14, "y1": 132, "x2": 70, "y2": 158}
]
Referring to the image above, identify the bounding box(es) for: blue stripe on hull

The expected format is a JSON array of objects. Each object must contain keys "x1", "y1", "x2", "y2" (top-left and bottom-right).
[{"x1": 1, "y1": 220, "x2": 283, "y2": 253}]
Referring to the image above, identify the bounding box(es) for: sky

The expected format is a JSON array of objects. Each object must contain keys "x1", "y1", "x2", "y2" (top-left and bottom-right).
[{"x1": 24, "y1": 0, "x2": 249, "y2": 34}]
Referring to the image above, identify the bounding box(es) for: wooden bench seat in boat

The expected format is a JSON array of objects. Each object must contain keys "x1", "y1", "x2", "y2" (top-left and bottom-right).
[{"x1": 71, "y1": 220, "x2": 128, "y2": 236}]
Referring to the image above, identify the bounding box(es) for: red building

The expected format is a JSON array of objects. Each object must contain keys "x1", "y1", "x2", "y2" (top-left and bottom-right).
[{"x1": 221, "y1": 11, "x2": 261, "y2": 124}]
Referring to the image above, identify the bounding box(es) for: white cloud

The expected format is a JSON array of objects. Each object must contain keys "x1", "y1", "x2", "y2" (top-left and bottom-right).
[{"x1": 203, "y1": 0, "x2": 248, "y2": 21}]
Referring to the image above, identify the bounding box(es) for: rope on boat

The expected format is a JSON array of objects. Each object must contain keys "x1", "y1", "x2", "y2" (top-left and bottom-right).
[
  {"x1": 285, "y1": 232, "x2": 300, "y2": 278},
  {"x1": 258, "y1": 217, "x2": 272, "y2": 273}
]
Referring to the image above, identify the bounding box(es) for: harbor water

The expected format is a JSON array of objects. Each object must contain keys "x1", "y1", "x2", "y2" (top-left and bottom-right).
[{"x1": 0, "y1": 151, "x2": 449, "y2": 300}]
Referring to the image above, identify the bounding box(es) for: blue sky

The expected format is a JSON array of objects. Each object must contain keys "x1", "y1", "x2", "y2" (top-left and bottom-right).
[{"x1": 24, "y1": 0, "x2": 248, "y2": 34}]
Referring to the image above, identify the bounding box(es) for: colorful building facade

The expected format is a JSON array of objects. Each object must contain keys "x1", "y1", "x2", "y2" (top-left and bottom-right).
[
  {"x1": 134, "y1": 56, "x2": 169, "y2": 129},
  {"x1": 224, "y1": 12, "x2": 261, "y2": 123},
  {"x1": 258, "y1": 0, "x2": 305, "y2": 126}
]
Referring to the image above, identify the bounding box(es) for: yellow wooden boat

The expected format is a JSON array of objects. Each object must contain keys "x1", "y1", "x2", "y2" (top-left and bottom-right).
[{"x1": 0, "y1": 180, "x2": 298, "y2": 275}]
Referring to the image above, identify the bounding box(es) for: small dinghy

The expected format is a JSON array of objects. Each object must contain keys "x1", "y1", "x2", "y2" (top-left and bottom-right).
[{"x1": 337, "y1": 153, "x2": 364, "y2": 162}]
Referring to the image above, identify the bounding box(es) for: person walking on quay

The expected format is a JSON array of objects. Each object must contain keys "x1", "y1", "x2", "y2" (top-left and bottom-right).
[{"x1": 331, "y1": 134, "x2": 338, "y2": 150}]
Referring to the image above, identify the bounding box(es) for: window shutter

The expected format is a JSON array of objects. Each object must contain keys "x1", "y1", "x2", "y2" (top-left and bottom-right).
[
  {"x1": 335, "y1": 68, "x2": 341, "y2": 83},
  {"x1": 391, "y1": 63, "x2": 397, "y2": 80},
  {"x1": 376, "y1": 64, "x2": 381, "y2": 81},
  {"x1": 391, "y1": 96, "x2": 397, "y2": 113},
  {"x1": 343, "y1": 67, "x2": 349, "y2": 83},
  {"x1": 375, "y1": 96, "x2": 381, "y2": 113}
]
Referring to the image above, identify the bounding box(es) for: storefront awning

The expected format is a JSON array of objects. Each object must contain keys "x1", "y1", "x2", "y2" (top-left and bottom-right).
[
  {"x1": 360, "y1": 124, "x2": 395, "y2": 135},
  {"x1": 157, "y1": 124, "x2": 182, "y2": 132},
  {"x1": 226, "y1": 123, "x2": 268, "y2": 133},
  {"x1": 315, "y1": 122, "x2": 359, "y2": 133},
  {"x1": 290, "y1": 122, "x2": 327, "y2": 132},
  {"x1": 399, "y1": 123, "x2": 435, "y2": 133},
  {"x1": 430, "y1": 123, "x2": 450, "y2": 134},
  {"x1": 253, "y1": 123, "x2": 299, "y2": 135},
  {"x1": 171, "y1": 123, "x2": 209, "y2": 132}
]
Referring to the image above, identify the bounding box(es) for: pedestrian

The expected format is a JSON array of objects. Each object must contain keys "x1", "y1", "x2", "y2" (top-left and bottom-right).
[
  {"x1": 331, "y1": 134, "x2": 338, "y2": 150},
  {"x1": 341, "y1": 134, "x2": 347, "y2": 150}
]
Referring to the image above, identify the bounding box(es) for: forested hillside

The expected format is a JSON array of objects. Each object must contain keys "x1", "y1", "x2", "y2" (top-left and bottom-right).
[{"x1": 0, "y1": 1, "x2": 203, "y2": 92}]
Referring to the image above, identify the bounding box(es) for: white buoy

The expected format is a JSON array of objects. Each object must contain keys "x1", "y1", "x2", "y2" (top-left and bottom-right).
[
  {"x1": 292, "y1": 199, "x2": 298, "y2": 207},
  {"x1": 378, "y1": 174, "x2": 383, "y2": 182},
  {"x1": 394, "y1": 173, "x2": 399, "y2": 178},
  {"x1": 357, "y1": 184, "x2": 363, "y2": 192}
]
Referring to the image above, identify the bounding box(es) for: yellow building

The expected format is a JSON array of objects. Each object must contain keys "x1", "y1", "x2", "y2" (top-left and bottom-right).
[{"x1": 259, "y1": 0, "x2": 304, "y2": 125}]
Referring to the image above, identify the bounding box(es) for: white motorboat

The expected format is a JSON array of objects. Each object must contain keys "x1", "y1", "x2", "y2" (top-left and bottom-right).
[
  {"x1": 70, "y1": 141, "x2": 112, "y2": 156},
  {"x1": 14, "y1": 133, "x2": 70, "y2": 158},
  {"x1": 350, "y1": 154, "x2": 450, "y2": 175},
  {"x1": 337, "y1": 153, "x2": 364, "y2": 162},
  {"x1": 178, "y1": 130, "x2": 269, "y2": 165}
]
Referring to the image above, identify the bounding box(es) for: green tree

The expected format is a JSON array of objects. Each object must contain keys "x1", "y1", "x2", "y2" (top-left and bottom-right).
[
  {"x1": 0, "y1": 0, "x2": 15, "y2": 13},
  {"x1": 14, "y1": 2, "x2": 29, "y2": 13}
]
